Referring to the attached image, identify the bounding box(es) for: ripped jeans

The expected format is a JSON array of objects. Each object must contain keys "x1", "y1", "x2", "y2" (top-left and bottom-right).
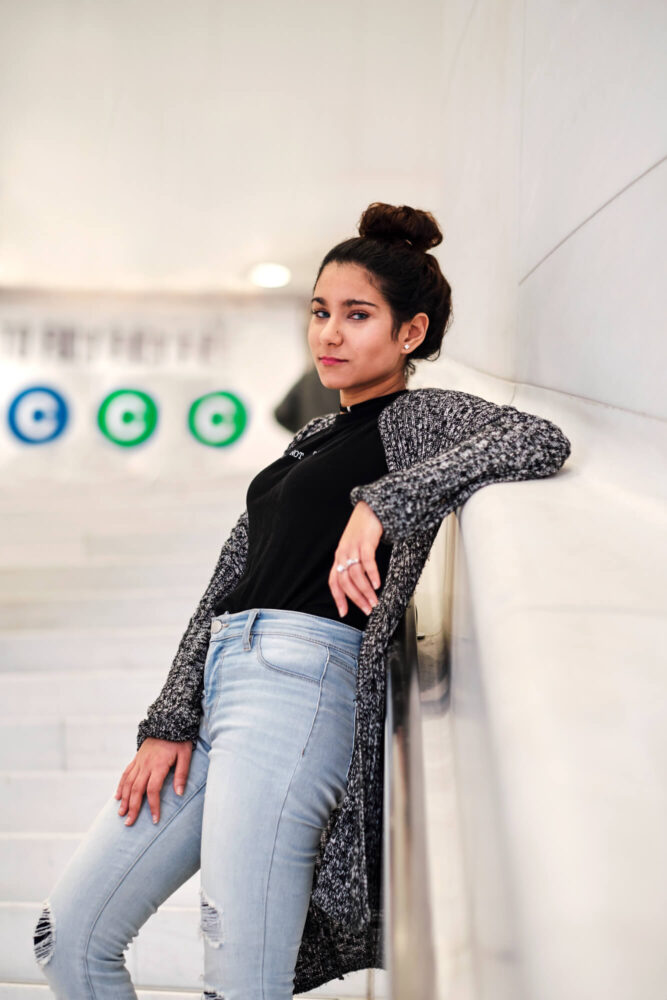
[{"x1": 32, "y1": 607, "x2": 362, "y2": 999}]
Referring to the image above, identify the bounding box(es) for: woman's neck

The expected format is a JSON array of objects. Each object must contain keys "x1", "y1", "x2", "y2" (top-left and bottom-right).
[{"x1": 339, "y1": 377, "x2": 407, "y2": 409}]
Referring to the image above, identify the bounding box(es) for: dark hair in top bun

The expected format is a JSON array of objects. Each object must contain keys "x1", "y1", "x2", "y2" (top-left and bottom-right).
[
  {"x1": 358, "y1": 202, "x2": 443, "y2": 253},
  {"x1": 313, "y1": 202, "x2": 453, "y2": 381}
]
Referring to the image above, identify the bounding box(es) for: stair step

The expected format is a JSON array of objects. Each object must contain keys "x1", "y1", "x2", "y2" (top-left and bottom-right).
[
  {"x1": 0, "y1": 769, "x2": 137, "y2": 833},
  {"x1": 0, "y1": 669, "x2": 168, "y2": 717},
  {"x1": 1, "y1": 530, "x2": 230, "y2": 568},
  {"x1": 0, "y1": 562, "x2": 205, "y2": 594},
  {"x1": 0, "y1": 716, "x2": 148, "y2": 770},
  {"x1": 0, "y1": 833, "x2": 197, "y2": 905},
  {"x1": 0, "y1": 594, "x2": 195, "y2": 631},
  {"x1": 0, "y1": 631, "x2": 177, "y2": 673}
]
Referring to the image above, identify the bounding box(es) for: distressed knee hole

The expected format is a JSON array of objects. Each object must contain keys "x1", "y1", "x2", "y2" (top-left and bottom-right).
[
  {"x1": 202, "y1": 987, "x2": 226, "y2": 1000},
  {"x1": 33, "y1": 900, "x2": 55, "y2": 967},
  {"x1": 199, "y1": 886, "x2": 224, "y2": 949}
]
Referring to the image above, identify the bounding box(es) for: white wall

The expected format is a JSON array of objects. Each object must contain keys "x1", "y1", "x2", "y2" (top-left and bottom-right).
[
  {"x1": 425, "y1": 0, "x2": 666, "y2": 420},
  {"x1": 0, "y1": 291, "x2": 308, "y2": 482},
  {"x1": 425, "y1": 4, "x2": 667, "y2": 998}
]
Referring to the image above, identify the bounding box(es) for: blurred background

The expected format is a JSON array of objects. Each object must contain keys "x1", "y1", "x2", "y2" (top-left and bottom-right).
[{"x1": 0, "y1": 1, "x2": 665, "y2": 998}]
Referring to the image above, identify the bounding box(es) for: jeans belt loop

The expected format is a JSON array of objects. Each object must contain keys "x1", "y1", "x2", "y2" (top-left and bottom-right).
[{"x1": 242, "y1": 608, "x2": 260, "y2": 650}]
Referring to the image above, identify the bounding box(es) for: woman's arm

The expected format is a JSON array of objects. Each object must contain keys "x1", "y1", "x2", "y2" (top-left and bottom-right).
[
  {"x1": 349, "y1": 403, "x2": 572, "y2": 545},
  {"x1": 136, "y1": 508, "x2": 250, "y2": 751}
]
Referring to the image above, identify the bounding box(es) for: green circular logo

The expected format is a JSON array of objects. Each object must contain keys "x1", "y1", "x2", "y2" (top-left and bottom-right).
[
  {"x1": 188, "y1": 391, "x2": 247, "y2": 447},
  {"x1": 97, "y1": 389, "x2": 158, "y2": 447}
]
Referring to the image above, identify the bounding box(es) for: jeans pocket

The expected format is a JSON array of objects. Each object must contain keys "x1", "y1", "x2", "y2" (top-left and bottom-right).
[
  {"x1": 256, "y1": 631, "x2": 330, "y2": 684},
  {"x1": 327, "y1": 646, "x2": 359, "y2": 679}
]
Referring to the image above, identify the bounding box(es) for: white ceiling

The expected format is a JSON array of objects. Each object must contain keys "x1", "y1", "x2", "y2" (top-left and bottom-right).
[{"x1": 0, "y1": 0, "x2": 449, "y2": 299}]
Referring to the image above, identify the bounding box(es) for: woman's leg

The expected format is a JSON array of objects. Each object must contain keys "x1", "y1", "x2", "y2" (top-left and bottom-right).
[
  {"x1": 198, "y1": 608, "x2": 359, "y2": 1000},
  {"x1": 32, "y1": 717, "x2": 212, "y2": 999}
]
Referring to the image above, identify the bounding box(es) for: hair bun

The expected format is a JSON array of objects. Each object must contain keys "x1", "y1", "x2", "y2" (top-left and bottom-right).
[{"x1": 357, "y1": 202, "x2": 443, "y2": 253}]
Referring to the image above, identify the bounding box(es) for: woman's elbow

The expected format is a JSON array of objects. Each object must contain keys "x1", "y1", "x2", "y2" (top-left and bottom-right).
[{"x1": 530, "y1": 416, "x2": 572, "y2": 476}]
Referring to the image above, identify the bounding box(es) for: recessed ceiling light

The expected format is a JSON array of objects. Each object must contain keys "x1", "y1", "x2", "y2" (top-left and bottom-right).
[{"x1": 248, "y1": 262, "x2": 291, "y2": 288}]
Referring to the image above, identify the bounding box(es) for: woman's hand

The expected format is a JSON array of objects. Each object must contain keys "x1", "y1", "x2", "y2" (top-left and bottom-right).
[
  {"x1": 329, "y1": 500, "x2": 385, "y2": 618},
  {"x1": 114, "y1": 737, "x2": 193, "y2": 827}
]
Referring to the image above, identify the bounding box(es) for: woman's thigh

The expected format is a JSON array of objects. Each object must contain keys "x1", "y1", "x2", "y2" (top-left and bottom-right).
[
  {"x1": 33, "y1": 726, "x2": 211, "y2": 999},
  {"x1": 198, "y1": 610, "x2": 359, "y2": 1000}
]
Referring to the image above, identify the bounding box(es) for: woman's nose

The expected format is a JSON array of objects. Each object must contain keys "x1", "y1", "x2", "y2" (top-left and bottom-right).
[{"x1": 322, "y1": 322, "x2": 342, "y2": 343}]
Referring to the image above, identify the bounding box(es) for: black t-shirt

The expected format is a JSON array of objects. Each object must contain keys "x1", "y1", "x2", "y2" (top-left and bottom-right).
[{"x1": 214, "y1": 388, "x2": 408, "y2": 632}]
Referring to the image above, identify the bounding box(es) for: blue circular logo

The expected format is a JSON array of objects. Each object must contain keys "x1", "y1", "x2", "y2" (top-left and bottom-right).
[{"x1": 7, "y1": 386, "x2": 69, "y2": 444}]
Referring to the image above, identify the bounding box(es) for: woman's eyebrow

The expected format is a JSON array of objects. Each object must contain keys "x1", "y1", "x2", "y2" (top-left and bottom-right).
[{"x1": 310, "y1": 297, "x2": 378, "y2": 308}]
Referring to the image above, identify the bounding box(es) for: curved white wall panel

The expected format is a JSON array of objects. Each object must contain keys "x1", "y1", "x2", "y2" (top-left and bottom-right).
[
  {"x1": 517, "y1": 159, "x2": 666, "y2": 417},
  {"x1": 520, "y1": 0, "x2": 667, "y2": 274},
  {"x1": 433, "y1": 0, "x2": 666, "y2": 421}
]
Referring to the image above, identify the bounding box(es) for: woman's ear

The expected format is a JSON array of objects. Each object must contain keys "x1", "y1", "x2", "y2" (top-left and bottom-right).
[{"x1": 403, "y1": 312, "x2": 429, "y2": 351}]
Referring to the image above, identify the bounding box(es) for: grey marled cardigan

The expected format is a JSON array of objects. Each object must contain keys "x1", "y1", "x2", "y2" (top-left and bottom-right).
[{"x1": 136, "y1": 386, "x2": 571, "y2": 994}]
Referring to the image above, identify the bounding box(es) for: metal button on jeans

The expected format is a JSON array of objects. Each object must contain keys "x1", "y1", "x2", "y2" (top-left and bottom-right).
[{"x1": 211, "y1": 620, "x2": 223, "y2": 634}]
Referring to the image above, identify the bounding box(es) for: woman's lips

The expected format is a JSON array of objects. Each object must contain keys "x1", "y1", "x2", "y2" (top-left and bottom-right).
[{"x1": 320, "y1": 357, "x2": 347, "y2": 366}]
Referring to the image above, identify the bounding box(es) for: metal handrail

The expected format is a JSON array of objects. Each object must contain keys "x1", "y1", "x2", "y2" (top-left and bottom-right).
[{"x1": 383, "y1": 596, "x2": 439, "y2": 1000}]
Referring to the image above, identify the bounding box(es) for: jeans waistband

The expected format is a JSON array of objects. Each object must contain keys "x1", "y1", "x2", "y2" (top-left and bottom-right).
[{"x1": 210, "y1": 607, "x2": 364, "y2": 655}]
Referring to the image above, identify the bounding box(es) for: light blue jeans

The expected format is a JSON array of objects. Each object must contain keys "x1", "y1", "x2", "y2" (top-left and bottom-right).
[{"x1": 33, "y1": 607, "x2": 363, "y2": 999}]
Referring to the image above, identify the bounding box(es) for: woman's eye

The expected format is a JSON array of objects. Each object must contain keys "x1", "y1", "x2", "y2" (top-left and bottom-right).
[{"x1": 310, "y1": 310, "x2": 368, "y2": 320}]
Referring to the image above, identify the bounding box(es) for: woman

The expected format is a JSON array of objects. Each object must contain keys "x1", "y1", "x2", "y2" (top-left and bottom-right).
[{"x1": 33, "y1": 202, "x2": 571, "y2": 999}]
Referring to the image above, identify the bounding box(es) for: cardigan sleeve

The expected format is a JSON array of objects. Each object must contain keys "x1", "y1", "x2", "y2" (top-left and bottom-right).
[
  {"x1": 135, "y1": 508, "x2": 250, "y2": 751},
  {"x1": 349, "y1": 403, "x2": 571, "y2": 545}
]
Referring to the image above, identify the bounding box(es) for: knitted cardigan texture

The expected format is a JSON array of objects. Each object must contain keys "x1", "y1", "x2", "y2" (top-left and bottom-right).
[{"x1": 136, "y1": 386, "x2": 571, "y2": 994}]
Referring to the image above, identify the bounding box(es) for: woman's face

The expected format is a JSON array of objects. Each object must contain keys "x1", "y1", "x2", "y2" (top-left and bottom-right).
[{"x1": 307, "y1": 261, "x2": 427, "y2": 403}]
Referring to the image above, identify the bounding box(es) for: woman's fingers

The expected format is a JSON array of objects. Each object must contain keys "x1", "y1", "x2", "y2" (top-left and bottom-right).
[
  {"x1": 329, "y1": 501, "x2": 384, "y2": 616},
  {"x1": 329, "y1": 566, "x2": 346, "y2": 616},
  {"x1": 114, "y1": 761, "x2": 134, "y2": 800},
  {"x1": 115, "y1": 746, "x2": 159, "y2": 825},
  {"x1": 124, "y1": 772, "x2": 150, "y2": 826},
  {"x1": 116, "y1": 762, "x2": 138, "y2": 813},
  {"x1": 145, "y1": 769, "x2": 168, "y2": 825},
  {"x1": 115, "y1": 739, "x2": 193, "y2": 827},
  {"x1": 329, "y1": 559, "x2": 379, "y2": 616},
  {"x1": 356, "y1": 544, "x2": 381, "y2": 603},
  {"x1": 173, "y1": 744, "x2": 193, "y2": 797},
  {"x1": 342, "y1": 573, "x2": 369, "y2": 615},
  {"x1": 345, "y1": 562, "x2": 379, "y2": 614}
]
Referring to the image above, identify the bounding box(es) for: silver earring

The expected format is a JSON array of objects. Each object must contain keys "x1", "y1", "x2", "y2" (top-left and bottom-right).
[{"x1": 404, "y1": 343, "x2": 410, "y2": 350}]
